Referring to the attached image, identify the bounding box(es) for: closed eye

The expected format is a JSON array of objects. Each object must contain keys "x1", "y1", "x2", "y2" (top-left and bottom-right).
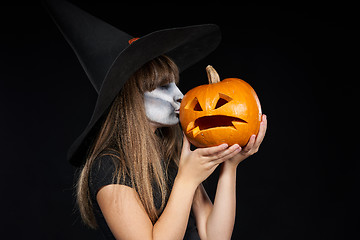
[{"x1": 160, "y1": 84, "x2": 170, "y2": 89}]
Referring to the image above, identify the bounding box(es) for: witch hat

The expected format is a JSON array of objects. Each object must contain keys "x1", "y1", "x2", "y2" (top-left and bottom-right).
[{"x1": 43, "y1": 0, "x2": 221, "y2": 167}]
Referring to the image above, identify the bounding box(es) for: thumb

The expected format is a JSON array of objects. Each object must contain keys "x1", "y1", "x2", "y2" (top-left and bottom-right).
[{"x1": 181, "y1": 132, "x2": 191, "y2": 155}]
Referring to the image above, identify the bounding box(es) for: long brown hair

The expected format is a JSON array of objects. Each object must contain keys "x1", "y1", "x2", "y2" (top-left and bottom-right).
[{"x1": 76, "y1": 55, "x2": 183, "y2": 228}]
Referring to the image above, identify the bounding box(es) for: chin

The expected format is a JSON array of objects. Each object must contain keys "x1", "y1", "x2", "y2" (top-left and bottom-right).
[{"x1": 152, "y1": 118, "x2": 179, "y2": 128}]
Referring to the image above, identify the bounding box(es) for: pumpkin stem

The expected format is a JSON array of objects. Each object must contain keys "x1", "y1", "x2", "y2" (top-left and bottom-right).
[{"x1": 206, "y1": 65, "x2": 220, "y2": 84}]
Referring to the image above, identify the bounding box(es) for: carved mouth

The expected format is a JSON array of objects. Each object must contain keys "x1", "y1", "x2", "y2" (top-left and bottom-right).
[{"x1": 187, "y1": 115, "x2": 247, "y2": 134}]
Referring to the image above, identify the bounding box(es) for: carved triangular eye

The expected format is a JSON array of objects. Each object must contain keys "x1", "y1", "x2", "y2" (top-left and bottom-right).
[
  {"x1": 185, "y1": 97, "x2": 203, "y2": 111},
  {"x1": 194, "y1": 99, "x2": 203, "y2": 111},
  {"x1": 215, "y1": 93, "x2": 233, "y2": 109},
  {"x1": 215, "y1": 98, "x2": 228, "y2": 109}
]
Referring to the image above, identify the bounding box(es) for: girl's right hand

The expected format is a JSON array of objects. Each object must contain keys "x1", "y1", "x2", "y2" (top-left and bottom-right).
[{"x1": 177, "y1": 133, "x2": 241, "y2": 188}]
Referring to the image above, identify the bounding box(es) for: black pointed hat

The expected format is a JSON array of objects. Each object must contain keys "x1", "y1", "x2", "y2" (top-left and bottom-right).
[{"x1": 44, "y1": 0, "x2": 221, "y2": 167}]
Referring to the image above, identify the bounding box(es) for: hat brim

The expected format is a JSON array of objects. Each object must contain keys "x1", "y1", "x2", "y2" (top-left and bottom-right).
[{"x1": 68, "y1": 24, "x2": 221, "y2": 167}]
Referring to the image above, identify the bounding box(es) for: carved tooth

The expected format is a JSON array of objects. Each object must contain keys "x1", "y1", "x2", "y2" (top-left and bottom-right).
[
  {"x1": 186, "y1": 121, "x2": 196, "y2": 133},
  {"x1": 191, "y1": 126, "x2": 201, "y2": 138},
  {"x1": 232, "y1": 120, "x2": 247, "y2": 130}
]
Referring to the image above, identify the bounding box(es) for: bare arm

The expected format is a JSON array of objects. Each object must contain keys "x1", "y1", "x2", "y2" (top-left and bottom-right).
[
  {"x1": 152, "y1": 176, "x2": 198, "y2": 240},
  {"x1": 96, "y1": 134, "x2": 239, "y2": 240},
  {"x1": 205, "y1": 164, "x2": 237, "y2": 240},
  {"x1": 191, "y1": 165, "x2": 237, "y2": 240},
  {"x1": 193, "y1": 114, "x2": 267, "y2": 240},
  {"x1": 97, "y1": 177, "x2": 197, "y2": 240}
]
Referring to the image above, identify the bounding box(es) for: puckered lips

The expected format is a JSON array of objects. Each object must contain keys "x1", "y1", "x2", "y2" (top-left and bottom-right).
[{"x1": 186, "y1": 115, "x2": 247, "y2": 137}]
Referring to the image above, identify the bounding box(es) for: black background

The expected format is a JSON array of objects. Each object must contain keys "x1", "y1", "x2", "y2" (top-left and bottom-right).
[{"x1": 0, "y1": 2, "x2": 358, "y2": 239}]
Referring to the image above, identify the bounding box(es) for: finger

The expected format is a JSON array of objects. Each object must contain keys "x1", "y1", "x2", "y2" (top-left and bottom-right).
[
  {"x1": 211, "y1": 145, "x2": 242, "y2": 164},
  {"x1": 242, "y1": 134, "x2": 256, "y2": 153},
  {"x1": 197, "y1": 143, "x2": 228, "y2": 157},
  {"x1": 208, "y1": 144, "x2": 241, "y2": 161},
  {"x1": 253, "y1": 114, "x2": 267, "y2": 149}
]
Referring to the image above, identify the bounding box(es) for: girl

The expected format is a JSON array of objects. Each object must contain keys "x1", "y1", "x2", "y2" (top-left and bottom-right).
[
  {"x1": 43, "y1": 1, "x2": 266, "y2": 238},
  {"x1": 76, "y1": 55, "x2": 267, "y2": 239}
]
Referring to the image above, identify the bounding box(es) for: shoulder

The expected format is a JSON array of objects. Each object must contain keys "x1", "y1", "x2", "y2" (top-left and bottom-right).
[
  {"x1": 91, "y1": 150, "x2": 119, "y2": 173},
  {"x1": 89, "y1": 150, "x2": 132, "y2": 201},
  {"x1": 90, "y1": 150, "x2": 119, "y2": 185}
]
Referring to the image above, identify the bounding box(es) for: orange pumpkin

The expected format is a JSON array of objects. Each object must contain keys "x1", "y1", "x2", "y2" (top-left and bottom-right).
[{"x1": 179, "y1": 65, "x2": 262, "y2": 147}]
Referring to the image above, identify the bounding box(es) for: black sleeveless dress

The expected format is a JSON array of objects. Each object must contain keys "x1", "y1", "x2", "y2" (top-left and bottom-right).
[{"x1": 88, "y1": 150, "x2": 200, "y2": 240}]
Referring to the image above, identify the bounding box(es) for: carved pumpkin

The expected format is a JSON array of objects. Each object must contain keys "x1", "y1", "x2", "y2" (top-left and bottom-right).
[{"x1": 179, "y1": 65, "x2": 262, "y2": 147}]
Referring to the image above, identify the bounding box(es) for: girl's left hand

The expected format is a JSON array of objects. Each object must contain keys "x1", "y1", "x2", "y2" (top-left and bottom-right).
[{"x1": 223, "y1": 114, "x2": 267, "y2": 169}]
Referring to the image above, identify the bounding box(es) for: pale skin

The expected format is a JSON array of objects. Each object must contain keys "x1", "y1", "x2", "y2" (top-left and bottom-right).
[{"x1": 97, "y1": 82, "x2": 267, "y2": 239}]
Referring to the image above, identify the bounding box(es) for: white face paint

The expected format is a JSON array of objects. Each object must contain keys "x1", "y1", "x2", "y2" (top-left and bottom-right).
[{"x1": 144, "y1": 82, "x2": 183, "y2": 127}]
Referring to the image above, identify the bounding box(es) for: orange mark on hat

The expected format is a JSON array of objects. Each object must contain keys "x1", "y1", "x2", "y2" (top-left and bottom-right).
[{"x1": 128, "y1": 37, "x2": 140, "y2": 44}]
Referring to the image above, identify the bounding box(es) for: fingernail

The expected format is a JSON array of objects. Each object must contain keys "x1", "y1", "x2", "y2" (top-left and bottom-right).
[{"x1": 264, "y1": 114, "x2": 267, "y2": 120}]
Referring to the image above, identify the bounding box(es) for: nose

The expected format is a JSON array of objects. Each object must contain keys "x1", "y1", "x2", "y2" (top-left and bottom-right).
[
  {"x1": 173, "y1": 88, "x2": 183, "y2": 108},
  {"x1": 175, "y1": 96, "x2": 182, "y2": 104}
]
